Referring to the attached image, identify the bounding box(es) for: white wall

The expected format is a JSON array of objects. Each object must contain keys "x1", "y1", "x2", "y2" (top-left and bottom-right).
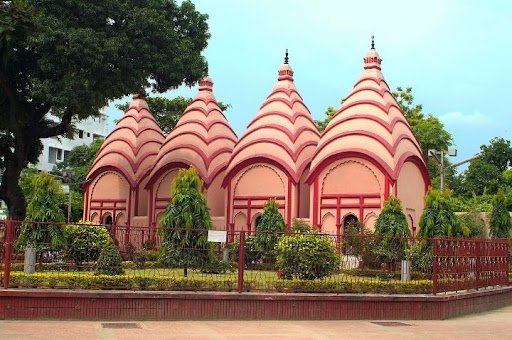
[{"x1": 35, "y1": 107, "x2": 109, "y2": 172}]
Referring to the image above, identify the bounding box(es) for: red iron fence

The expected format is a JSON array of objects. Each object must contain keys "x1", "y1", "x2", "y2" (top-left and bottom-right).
[
  {"x1": 432, "y1": 238, "x2": 510, "y2": 293},
  {"x1": 1, "y1": 220, "x2": 510, "y2": 294}
]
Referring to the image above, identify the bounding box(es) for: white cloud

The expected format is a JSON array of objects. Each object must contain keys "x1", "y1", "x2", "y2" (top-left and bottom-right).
[{"x1": 439, "y1": 111, "x2": 493, "y2": 126}]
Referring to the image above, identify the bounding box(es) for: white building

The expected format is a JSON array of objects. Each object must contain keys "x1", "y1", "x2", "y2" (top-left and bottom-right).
[{"x1": 35, "y1": 108, "x2": 109, "y2": 172}]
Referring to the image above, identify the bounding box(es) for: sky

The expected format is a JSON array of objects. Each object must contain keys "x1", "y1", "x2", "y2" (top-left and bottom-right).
[{"x1": 107, "y1": 0, "x2": 512, "y2": 172}]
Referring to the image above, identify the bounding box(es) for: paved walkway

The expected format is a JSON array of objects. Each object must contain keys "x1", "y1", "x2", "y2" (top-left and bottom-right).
[{"x1": 1, "y1": 305, "x2": 511, "y2": 339}]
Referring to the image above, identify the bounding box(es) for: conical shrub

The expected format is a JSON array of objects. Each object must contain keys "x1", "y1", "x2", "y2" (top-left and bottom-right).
[{"x1": 95, "y1": 240, "x2": 124, "y2": 275}]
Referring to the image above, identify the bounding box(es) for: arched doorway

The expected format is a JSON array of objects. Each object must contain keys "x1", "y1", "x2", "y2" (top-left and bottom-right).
[{"x1": 342, "y1": 214, "x2": 359, "y2": 255}]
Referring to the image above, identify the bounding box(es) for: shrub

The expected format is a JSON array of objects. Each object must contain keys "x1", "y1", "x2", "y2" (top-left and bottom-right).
[
  {"x1": 490, "y1": 189, "x2": 512, "y2": 238},
  {"x1": 291, "y1": 218, "x2": 312, "y2": 233},
  {"x1": 459, "y1": 213, "x2": 486, "y2": 238},
  {"x1": 253, "y1": 199, "x2": 285, "y2": 261},
  {"x1": 407, "y1": 240, "x2": 433, "y2": 276},
  {"x1": 419, "y1": 189, "x2": 466, "y2": 237},
  {"x1": 276, "y1": 232, "x2": 340, "y2": 280},
  {"x1": 123, "y1": 242, "x2": 136, "y2": 261},
  {"x1": 143, "y1": 239, "x2": 156, "y2": 250},
  {"x1": 64, "y1": 223, "x2": 110, "y2": 267},
  {"x1": 95, "y1": 240, "x2": 125, "y2": 275},
  {"x1": 16, "y1": 172, "x2": 66, "y2": 251},
  {"x1": 159, "y1": 167, "x2": 211, "y2": 276},
  {"x1": 342, "y1": 223, "x2": 380, "y2": 269}
]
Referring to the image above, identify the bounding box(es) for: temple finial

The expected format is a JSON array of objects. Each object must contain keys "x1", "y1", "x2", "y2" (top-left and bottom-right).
[
  {"x1": 284, "y1": 49, "x2": 289, "y2": 64},
  {"x1": 371, "y1": 35, "x2": 375, "y2": 49}
]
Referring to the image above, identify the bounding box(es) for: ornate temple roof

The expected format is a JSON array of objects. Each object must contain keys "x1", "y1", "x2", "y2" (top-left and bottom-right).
[
  {"x1": 225, "y1": 54, "x2": 320, "y2": 183},
  {"x1": 148, "y1": 76, "x2": 238, "y2": 186},
  {"x1": 87, "y1": 94, "x2": 165, "y2": 186},
  {"x1": 308, "y1": 40, "x2": 427, "y2": 182}
]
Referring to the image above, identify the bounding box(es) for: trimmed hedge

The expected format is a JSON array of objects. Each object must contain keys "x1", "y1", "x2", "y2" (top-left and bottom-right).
[
  {"x1": 2, "y1": 271, "x2": 432, "y2": 294},
  {"x1": 6, "y1": 272, "x2": 236, "y2": 291},
  {"x1": 341, "y1": 268, "x2": 430, "y2": 281}
]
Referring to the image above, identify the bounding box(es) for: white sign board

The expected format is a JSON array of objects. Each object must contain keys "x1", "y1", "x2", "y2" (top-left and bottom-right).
[{"x1": 207, "y1": 230, "x2": 227, "y2": 243}]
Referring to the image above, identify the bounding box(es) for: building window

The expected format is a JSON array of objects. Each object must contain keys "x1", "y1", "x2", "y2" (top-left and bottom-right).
[
  {"x1": 87, "y1": 132, "x2": 90, "y2": 137},
  {"x1": 48, "y1": 147, "x2": 59, "y2": 164},
  {"x1": 78, "y1": 130, "x2": 84, "y2": 138},
  {"x1": 64, "y1": 150, "x2": 70, "y2": 161}
]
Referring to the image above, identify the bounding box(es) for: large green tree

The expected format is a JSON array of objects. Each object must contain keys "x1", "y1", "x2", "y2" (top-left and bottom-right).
[
  {"x1": 0, "y1": 0, "x2": 210, "y2": 219},
  {"x1": 480, "y1": 137, "x2": 512, "y2": 172},
  {"x1": 116, "y1": 96, "x2": 231, "y2": 135}
]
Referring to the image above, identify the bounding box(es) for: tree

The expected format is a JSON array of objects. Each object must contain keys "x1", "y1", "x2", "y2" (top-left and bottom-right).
[
  {"x1": 374, "y1": 196, "x2": 410, "y2": 269},
  {"x1": 52, "y1": 138, "x2": 103, "y2": 192},
  {"x1": 254, "y1": 199, "x2": 285, "y2": 257},
  {"x1": 489, "y1": 189, "x2": 511, "y2": 238},
  {"x1": 16, "y1": 172, "x2": 66, "y2": 249},
  {"x1": 374, "y1": 196, "x2": 411, "y2": 238},
  {"x1": 392, "y1": 87, "x2": 455, "y2": 187},
  {"x1": 16, "y1": 171, "x2": 67, "y2": 273},
  {"x1": 392, "y1": 87, "x2": 453, "y2": 156},
  {"x1": 459, "y1": 159, "x2": 503, "y2": 197},
  {"x1": 314, "y1": 106, "x2": 336, "y2": 132},
  {"x1": 116, "y1": 96, "x2": 231, "y2": 135},
  {"x1": 480, "y1": 137, "x2": 512, "y2": 172},
  {"x1": 0, "y1": 0, "x2": 210, "y2": 220},
  {"x1": 159, "y1": 167, "x2": 212, "y2": 277},
  {"x1": 419, "y1": 189, "x2": 467, "y2": 238}
]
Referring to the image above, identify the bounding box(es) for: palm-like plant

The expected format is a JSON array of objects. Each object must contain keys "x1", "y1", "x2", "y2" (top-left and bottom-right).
[
  {"x1": 17, "y1": 172, "x2": 66, "y2": 250},
  {"x1": 489, "y1": 189, "x2": 511, "y2": 238},
  {"x1": 159, "y1": 167, "x2": 212, "y2": 276},
  {"x1": 419, "y1": 189, "x2": 464, "y2": 238},
  {"x1": 375, "y1": 196, "x2": 410, "y2": 238}
]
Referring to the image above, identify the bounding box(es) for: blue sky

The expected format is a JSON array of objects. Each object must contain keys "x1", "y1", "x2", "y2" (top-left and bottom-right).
[{"x1": 107, "y1": 0, "x2": 512, "y2": 172}]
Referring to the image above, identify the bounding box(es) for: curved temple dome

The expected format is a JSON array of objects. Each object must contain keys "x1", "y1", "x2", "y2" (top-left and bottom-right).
[
  {"x1": 148, "y1": 76, "x2": 238, "y2": 186},
  {"x1": 308, "y1": 46, "x2": 428, "y2": 184},
  {"x1": 225, "y1": 61, "x2": 320, "y2": 183},
  {"x1": 87, "y1": 94, "x2": 165, "y2": 186}
]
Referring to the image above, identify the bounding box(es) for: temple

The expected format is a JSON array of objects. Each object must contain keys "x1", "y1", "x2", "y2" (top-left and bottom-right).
[{"x1": 84, "y1": 42, "x2": 430, "y2": 237}]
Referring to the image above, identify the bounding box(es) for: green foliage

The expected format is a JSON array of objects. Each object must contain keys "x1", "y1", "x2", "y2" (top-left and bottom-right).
[
  {"x1": 159, "y1": 167, "x2": 212, "y2": 274},
  {"x1": 65, "y1": 223, "x2": 110, "y2": 267},
  {"x1": 375, "y1": 196, "x2": 411, "y2": 237},
  {"x1": 314, "y1": 106, "x2": 336, "y2": 132},
  {"x1": 0, "y1": 0, "x2": 210, "y2": 219},
  {"x1": 16, "y1": 172, "x2": 66, "y2": 250},
  {"x1": 392, "y1": 87, "x2": 453, "y2": 156},
  {"x1": 407, "y1": 240, "x2": 433, "y2": 276},
  {"x1": 459, "y1": 159, "x2": 503, "y2": 197},
  {"x1": 419, "y1": 189, "x2": 466, "y2": 237},
  {"x1": 374, "y1": 196, "x2": 411, "y2": 265},
  {"x1": 95, "y1": 240, "x2": 124, "y2": 276},
  {"x1": 276, "y1": 232, "x2": 340, "y2": 280},
  {"x1": 116, "y1": 96, "x2": 231, "y2": 135},
  {"x1": 489, "y1": 189, "x2": 511, "y2": 238},
  {"x1": 480, "y1": 137, "x2": 512, "y2": 172},
  {"x1": 291, "y1": 218, "x2": 313, "y2": 233},
  {"x1": 254, "y1": 199, "x2": 285, "y2": 254},
  {"x1": 458, "y1": 213, "x2": 486, "y2": 238}
]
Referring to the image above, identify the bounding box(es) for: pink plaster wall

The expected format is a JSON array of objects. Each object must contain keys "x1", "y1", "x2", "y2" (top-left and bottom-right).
[{"x1": 396, "y1": 161, "x2": 427, "y2": 232}]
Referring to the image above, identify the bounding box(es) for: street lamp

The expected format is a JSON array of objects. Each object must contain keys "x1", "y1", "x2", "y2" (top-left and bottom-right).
[{"x1": 428, "y1": 148, "x2": 481, "y2": 189}]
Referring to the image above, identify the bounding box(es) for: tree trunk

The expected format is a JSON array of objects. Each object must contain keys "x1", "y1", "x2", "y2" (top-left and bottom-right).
[{"x1": 0, "y1": 157, "x2": 27, "y2": 221}]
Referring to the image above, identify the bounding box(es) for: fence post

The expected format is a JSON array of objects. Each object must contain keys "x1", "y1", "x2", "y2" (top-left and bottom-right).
[
  {"x1": 432, "y1": 238, "x2": 438, "y2": 294},
  {"x1": 475, "y1": 240, "x2": 480, "y2": 290},
  {"x1": 2, "y1": 219, "x2": 14, "y2": 289},
  {"x1": 237, "y1": 231, "x2": 246, "y2": 293}
]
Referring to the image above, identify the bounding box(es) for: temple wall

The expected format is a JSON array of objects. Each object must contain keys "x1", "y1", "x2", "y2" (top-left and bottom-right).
[
  {"x1": 206, "y1": 171, "x2": 225, "y2": 217},
  {"x1": 87, "y1": 171, "x2": 130, "y2": 224},
  {"x1": 396, "y1": 161, "x2": 426, "y2": 235}
]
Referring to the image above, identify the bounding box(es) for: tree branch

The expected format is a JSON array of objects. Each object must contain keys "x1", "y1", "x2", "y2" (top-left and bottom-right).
[{"x1": 37, "y1": 108, "x2": 73, "y2": 138}]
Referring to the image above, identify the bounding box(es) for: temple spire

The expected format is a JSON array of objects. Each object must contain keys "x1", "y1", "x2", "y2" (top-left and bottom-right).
[
  {"x1": 371, "y1": 35, "x2": 375, "y2": 49},
  {"x1": 284, "y1": 49, "x2": 289, "y2": 64}
]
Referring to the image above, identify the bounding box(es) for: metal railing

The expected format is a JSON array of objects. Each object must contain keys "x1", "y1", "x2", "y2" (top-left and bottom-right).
[{"x1": 1, "y1": 220, "x2": 510, "y2": 294}]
